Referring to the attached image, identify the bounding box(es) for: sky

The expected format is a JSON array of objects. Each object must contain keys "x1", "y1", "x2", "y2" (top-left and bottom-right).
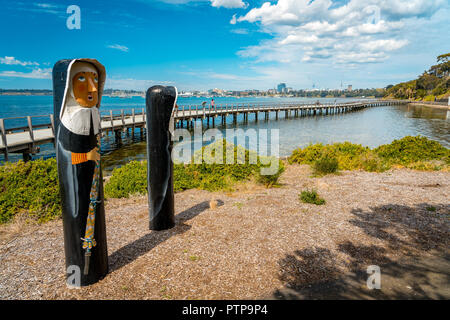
[{"x1": 0, "y1": 0, "x2": 449, "y2": 91}]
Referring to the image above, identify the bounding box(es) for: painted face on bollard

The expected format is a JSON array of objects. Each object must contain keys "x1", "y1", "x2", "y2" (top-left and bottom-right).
[{"x1": 72, "y1": 72, "x2": 98, "y2": 107}]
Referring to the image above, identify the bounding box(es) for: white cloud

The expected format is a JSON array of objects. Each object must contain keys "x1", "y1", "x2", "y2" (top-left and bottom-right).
[
  {"x1": 211, "y1": 0, "x2": 247, "y2": 9},
  {"x1": 0, "y1": 68, "x2": 51, "y2": 79},
  {"x1": 148, "y1": 0, "x2": 248, "y2": 9},
  {"x1": 34, "y1": 3, "x2": 58, "y2": 9},
  {"x1": 359, "y1": 39, "x2": 409, "y2": 52},
  {"x1": 236, "y1": 0, "x2": 445, "y2": 65},
  {"x1": 230, "y1": 28, "x2": 249, "y2": 34},
  {"x1": 107, "y1": 44, "x2": 129, "y2": 52},
  {"x1": 230, "y1": 14, "x2": 237, "y2": 24},
  {"x1": 0, "y1": 56, "x2": 39, "y2": 66},
  {"x1": 30, "y1": 2, "x2": 65, "y2": 16}
]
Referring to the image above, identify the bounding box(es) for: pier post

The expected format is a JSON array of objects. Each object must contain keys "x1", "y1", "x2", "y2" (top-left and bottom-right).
[
  {"x1": 0, "y1": 118, "x2": 8, "y2": 161},
  {"x1": 114, "y1": 130, "x2": 122, "y2": 145},
  {"x1": 146, "y1": 85, "x2": 177, "y2": 231},
  {"x1": 22, "y1": 152, "x2": 31, "y2": 161}
]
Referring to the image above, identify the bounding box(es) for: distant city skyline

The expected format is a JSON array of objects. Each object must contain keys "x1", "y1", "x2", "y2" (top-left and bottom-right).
[{"x1": 0, "y1": 0, "x2": 449, "y2": 91}]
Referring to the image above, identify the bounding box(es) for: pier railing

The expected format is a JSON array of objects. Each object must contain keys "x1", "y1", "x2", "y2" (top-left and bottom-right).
[{"x1": 0, "y1": 99, "x2": 409, "y2": 161}]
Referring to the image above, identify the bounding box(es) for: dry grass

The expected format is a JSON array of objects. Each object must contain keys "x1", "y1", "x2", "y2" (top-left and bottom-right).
[{"x1": 0, "y1": 165, "x2": 449, "y2": 299}]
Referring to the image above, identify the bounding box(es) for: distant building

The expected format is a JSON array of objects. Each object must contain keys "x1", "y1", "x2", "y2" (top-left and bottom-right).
[
  {"x1": 277, "y1": 83, "x2": 287, "y2": 93},
  {"x1": 208, "y1": 88, "x2": 225, "y2": 96},
  {"x1": 347, "y1": 85, "x2": 353, "y2": 91}
]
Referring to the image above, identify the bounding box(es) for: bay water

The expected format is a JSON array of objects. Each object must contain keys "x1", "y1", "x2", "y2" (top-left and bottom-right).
[{"x1": 0, "y1": 95, "x2": 448, "y2": 173}]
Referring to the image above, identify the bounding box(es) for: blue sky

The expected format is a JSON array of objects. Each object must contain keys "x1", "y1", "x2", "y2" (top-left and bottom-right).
[{"x1": 0, "y1": 0, "x2": 449, "y2": 91}]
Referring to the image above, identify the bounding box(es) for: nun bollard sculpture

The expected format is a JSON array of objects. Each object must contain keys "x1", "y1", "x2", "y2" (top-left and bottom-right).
[
  {"x1": 53, "y1": 59, "x2": 108, "y2": 286},
  {"x1": 146, "y1": 86, "x2": 178, "y2": 231}
]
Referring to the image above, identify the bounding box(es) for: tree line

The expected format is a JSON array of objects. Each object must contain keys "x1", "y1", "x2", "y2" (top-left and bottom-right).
[{"x1": 384, "y1": 53, "x2": 450, "y2": 101}]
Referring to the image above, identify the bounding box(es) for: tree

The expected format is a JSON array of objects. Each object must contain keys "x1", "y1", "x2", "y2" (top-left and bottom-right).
[
  {"x1": 429, "y1": 53, "x2": 450, "y2": 78},
  {"x1": 437, "y1": 53, "x2": 450, "y2": 63}
]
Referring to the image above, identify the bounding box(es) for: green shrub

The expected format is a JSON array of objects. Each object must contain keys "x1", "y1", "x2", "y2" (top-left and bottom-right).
[
  {"x1": 405, "y1": 161, "x2": 447, "y2": 171},
  {"x1": 289, "y1": 136, "x2": 449, "y2": 172},
  {"x1": 0, "y1": 159, "x2": 60, "y2": 223},
  {"x1": 104, "y1": 160, "x2": 147, "y2": 198},
  {"x1": 432, "y1": 86, "x2": 446, "y2": 96},
  {"x1": 360, "y1": 154, "x2": 389, "y2": 172},
  {"x1": 313, "y1": 153, "x2": 339, "y2": 176},
  {"x1": 299, "y1": 189, "x2": 326, "y2": 205},
  {"x1": 288, "y1": 143, "x2": 326, "y2": 165},
  {"x1": 288, "y1": 142, "x2": 371, "y2": 171},
  {"x1": 374, "y1": 136, "x2": 449, "y2": 165},
  {"x1": 104, "y1": 139, "x2": 285, "y2": 198},
  {"x1": 423, "y1": 95, "x2": 436, "y2": 102},
  {"x1": 255, "y1": 160, "x2": 285, "y2": 187}
]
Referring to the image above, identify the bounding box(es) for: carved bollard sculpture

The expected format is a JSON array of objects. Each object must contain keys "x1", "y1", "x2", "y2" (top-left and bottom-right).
[
  {"x1": 53, "y1": 59, "x2": 108, "y2": 286},
  {"x1": 146, "y1": 86, "x2": 178, "y2": 231}
]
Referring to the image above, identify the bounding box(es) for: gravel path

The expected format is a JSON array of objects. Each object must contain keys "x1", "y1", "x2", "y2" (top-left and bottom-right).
[{"x1": 0, "y1": 165, "x2": 449, "y2": 299}]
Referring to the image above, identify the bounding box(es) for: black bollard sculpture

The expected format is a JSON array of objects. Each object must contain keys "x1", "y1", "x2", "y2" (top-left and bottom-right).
[
  {"x1": 53, "y1": 59, "x2": 108, "y2": 286},
  {"x1": 146, "y1": 86, "x2": 178, "y2": 231}
]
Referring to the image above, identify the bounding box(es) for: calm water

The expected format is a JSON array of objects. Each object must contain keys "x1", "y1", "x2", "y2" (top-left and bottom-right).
[{"x1": 1, "y1": 95, "x2": 449, "y2": 172}]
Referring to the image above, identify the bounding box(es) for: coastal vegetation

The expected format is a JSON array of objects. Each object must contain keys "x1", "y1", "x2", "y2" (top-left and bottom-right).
[
  {"x1": 384, "y1": 53, "x2": 450, "y2": 101},
  {"x1": 105, "y1": 139, "x2": 285, "y2": 198},
  {"x1": 312, "y1": 153, "x2": 339, "y2": 176},
  {"x1": 288, "y1": 136, "x2": 449, "y2": 173},
  {"x1": 299, "y1": 189, "x2": 326, "y2": 205},
  {"x1": 0, "y1": 158, "x2": 60, "y2": 223},
  {"x1": 0, "y1": 140, "x2": 283, "y2": 223},
  {"x1": 0, "y1": 136, "x2": 447, "y2": 224}
]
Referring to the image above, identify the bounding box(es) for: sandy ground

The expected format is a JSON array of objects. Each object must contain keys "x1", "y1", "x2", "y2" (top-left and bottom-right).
[{"x1": 0, "y1": 165, "x2": 449, "y2": 300}]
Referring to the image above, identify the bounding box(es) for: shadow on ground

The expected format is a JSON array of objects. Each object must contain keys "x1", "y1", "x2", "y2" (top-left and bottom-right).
[
  {"x1": 108, "y1": 200, "x2": 224, "y2": 272},
  {"x1": 271, "y1": 203, "x2": 450, "y2": 299}
]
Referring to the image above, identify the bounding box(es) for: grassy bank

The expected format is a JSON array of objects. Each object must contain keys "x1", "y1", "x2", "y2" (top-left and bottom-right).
[
  {"x1": 0, "y1": 136, "x2": 448, "y2": 224},
  {"x1": 288, "y1": 136, "x2": 449, "y2": 175}
]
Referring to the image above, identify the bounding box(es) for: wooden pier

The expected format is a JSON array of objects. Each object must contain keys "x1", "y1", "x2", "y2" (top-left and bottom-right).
[{"x1": 0, "y1": 99, "x2": 408, "y2": 161}]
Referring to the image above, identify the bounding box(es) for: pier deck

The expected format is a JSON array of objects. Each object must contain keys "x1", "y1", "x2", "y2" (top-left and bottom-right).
[{"x1": 0, "y1": 99, "x2": 408, "y2": 161}]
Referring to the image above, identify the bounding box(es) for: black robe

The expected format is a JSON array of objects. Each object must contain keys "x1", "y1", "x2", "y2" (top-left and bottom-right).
[{"x1": 53, "y1": 59, "x2": 108, "y2": 286}]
